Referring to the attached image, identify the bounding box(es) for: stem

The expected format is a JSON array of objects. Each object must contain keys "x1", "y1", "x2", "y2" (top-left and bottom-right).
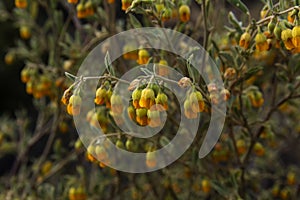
[{"x1": 256, "y1": 6, "x2": 300, "y2": 25}]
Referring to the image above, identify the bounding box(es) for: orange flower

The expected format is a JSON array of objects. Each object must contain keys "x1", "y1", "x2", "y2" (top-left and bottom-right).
[
  {"x1": 15, "y1": 0, "x2": 27, "y2": 9},
  {"x1": 107, "y1": 0, "x2": 115, "y2": 4},
  {"x1": 292, "y1": 26, "x2": 300, "y2": 48},
  {"x1": 184, "y1": 99, "x2": 197, "y2": 119},
  {"x1": 157, "y1": 59, "x2": 169, "y2": 76},
  {"x1": 255, "y1": 32, "x2": 269, "y2": 51},
  {"x1": 155, "y1": 92, "x2": 168, "y2": 111},
  {"x1": 77, "y1": 3, "x2": 86, "y2": 19},
  {"x1": 179, "y1": 5, "x2": 190, "y2": 22},
  {"x1": 136, "y1": 108, "x2": 148, "y2": 126},
  {"x1": 146, "y1": 151, "x2": 156, "y2": 168},
  {"x1": 147, "y1": 109, "x2": 161, "y2": 127},
  {"x1": 121, "y1": 0, "x2": 132, "y2": 11},
  {"x1": 137, "y1": 49, "x2": 150, "y2": 65},
  {"x1": 132, "y1": 88, "x2": 142, "y2": 108},
  {"x1": 254, "y1": 142, "x2": 265, "y2": 156},
  {"x1": 67, "y1": 0, "x2": 78, "y2": 4},
  {"x1": 67, "y1": 95, "x2": 82, "y2": 116},
  {"x1": 239, "y1": 32, "x2": 251, "y2": 49},
  {"x1": 20, "y1": 26, "x2": 31, "y2": 40},
  {"x1": 189, "y1": 91, "x2": 205, "y2": 113},
  {"x1": 281, "y1": 29, "x2": 295, "y2": 50},
  {"x1": 110, "y1": 94, "x2": 123, "y2": 114},
  {"x1": 84, "y1": 1, "x2": 94, "y2": 17},
  {"x1": 139, "y1": 88, "x2": 155, "y2": 109},
  {"x1": 94, "y1": 87, "x2": 107, "y2": 105}
]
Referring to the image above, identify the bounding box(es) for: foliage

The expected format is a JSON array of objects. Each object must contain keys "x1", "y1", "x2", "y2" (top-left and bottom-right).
[{"x1": 1, "y1": 0, "x2": 300, "y2": 199}]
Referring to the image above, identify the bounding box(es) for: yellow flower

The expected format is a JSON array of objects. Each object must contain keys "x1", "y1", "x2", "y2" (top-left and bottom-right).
[
  {"x1": 136, "y1": 108, "x2": 148, "y2": 126},
  {"x1": 239, "y1": 32, "x2": 251, "y2": 49},
  {"x1": 94, "y1": 87, "x2": 107, "y2": 105},
  {"x1": 281, "y1": 29, "x2": 295, "y2": 50},
  {"x1": 255, "y1": 32, "x2": 269, "y2": 51},
  {"x1": 20, "y1": 26, "x2": 31, "y2": 40},
  {"x1": 292, "y1": 26, "x2": 300, "y2": 48},
  {"x1": 110, "y1": 94, "x2": 123, "y2": 114},
  {"x1": 5, "y1": 52, "x2": 15, "y2": 65},
  {"x1": 146, "y1": 151, "x2": 156, "y2": 168},
  {"x1": 236, "y1": 139, "x2": 246, "y2": 155},
  {"x1": 21, "y1": 68, "x2": 31, "y2": 83},
  {"x1": 189, "y1": 91, "x2": 205, "y2": 113},
  {"x1": 77, "y1": 3, "x2": 86, "y2": 19},
  {"x1": 121, "y1": 0, "x2": 132, "y2": 11},
  {"x1": 15, "y1": 0, "x2": 27, "y2": 9},
  {"x1": 248, "y1": 90, "x2": 264, "y2": 108},
  {"x1": 184, "y1": 99, "x2": 197, "y2": 119},
  {"x1": 127, "y1": 105, "x2": 136, "y2": 120},
  {"x1": 157, "y1": 59, "x2": 169, "y2": 76},
  {"x1": 179, "y1": 5, "x2": 190, "y2": 22},
  {"x1": 137, "y1": 49, "x2": 150, "y2": 65},
  {"x1": 105, "y1": 89, "x2": 112, "y2": 108},
  {"x1": 41, "y1": 161, "x2": 52, "y2": 176},
  {"x1": 147, "y1": 109, "x2": 161, "y2": 127},
  {"x1": 123, "y1": 43, "x2": 138, "y2": 60},
  {"x1": 287, "y1": 11, "x2": 295, "y2": 23},
  {"x1": 254, "y1": 142, "x2": 265, "y2": 156},
  {"x1": 84, "y1": 1, "x2": 94, "y2": 17},
  {"x1": 201, "y1": 179, "x2": 211, "y2": 194},
  {"x1": 287, "y1": 171, "x2": 296, "y2": 185},
  {"x1": 139, "y1": 88, "x2": 155, "y2": 109},
  {"x1": 155, "y1": 92, "x2": 168, "y2": 111},
  {"x1": 132, "y1": 88, "x2": 142, "y2": 108},
  {"x1": 61, "y1": 88, "x2": 72, "y2": 105},
  {"x1": 67, "y1": 95, "x2": 82, "y2": 116}
]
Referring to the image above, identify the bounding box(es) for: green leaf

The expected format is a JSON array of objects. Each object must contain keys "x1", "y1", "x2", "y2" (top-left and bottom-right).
[
  {"x1": 187, "y1": 54, "x2": 196, "y2": 83},
  {"x1": 129, "y1": 14, "x2": 142, "y2": 28},
  {"x1": 227, "y1": 0, "x2": 249, "y2": 15},
  {"x1": 228, "y1": 11, "x2": 243, "y2": 33},
  {"x1": 104, "y1": 51, "x2": 115, "y2": 76},
  {"x1": 267, "y1": 0, "x2": 274, "y2": 10},
  {"x1": 219, "y1": 51, "x2": 235, "y2": 66}
]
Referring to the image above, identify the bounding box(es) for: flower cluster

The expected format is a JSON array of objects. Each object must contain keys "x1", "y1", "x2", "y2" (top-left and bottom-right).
[
  {"x1": 129, "y1": 84, "x2": 168, "y2": 127},
  {"x1": 67, "y1": 0, "x2": 95, "y2": 19},
  {"x1": 239, "y1": 8, "x2": 300, "y2": 54}
]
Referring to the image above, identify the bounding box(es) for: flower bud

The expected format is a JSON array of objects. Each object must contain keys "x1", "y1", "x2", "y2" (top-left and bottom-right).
[
  {"x1": 292, "y1": 26, "x2": 300, "y2": 47},
  {"x1": 137, "y1": 49, "x2": 150, "y2": 65},
  {"x1": 224, "y1": 67, "x2": 236, "y2": 80},
  {"x1": 239, "y1": 32, "x2": 251, "y2": 49},
  {"x1": 255, "y1": 32, "x2": 269, "y2": 51},
  {"x1": 139, "y1": 88, "x2": 155, "y2": 109},
  {"x1": 179, "y1": 5, "x2": 190, "y2": 22}
]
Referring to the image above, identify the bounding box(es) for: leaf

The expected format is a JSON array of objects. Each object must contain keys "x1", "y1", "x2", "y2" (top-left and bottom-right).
[
  {"x1": 267, "y1": 0, "x2": 274, "y2": 10},
  {"x1": 187, "y1": 54, "x2": 196, "y2": 83},
  {"x1": 210, "y1": 180, "x2": 230, "y2": 196},
  {"x1": 219, "y1": 51, "x2": 234, "y2": 66},
  {"x1": 104, "y1": 51, "x2": 115, "y2": 76},
  {"x1": 159, "y1": 136, "x2": 170, "y2": 147},
  {"x1": 65, "y1": 72, "x2": 77, "y2": 81},
  {"x1": 228, "y1": 11, "x2": 243, "y2": 33},
  {"x1": 227, "y1": 0, "x2": 250, "y2": 15},
  {"x1": 129, "y1": 14, "x2": 142, "y2": 28}
]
